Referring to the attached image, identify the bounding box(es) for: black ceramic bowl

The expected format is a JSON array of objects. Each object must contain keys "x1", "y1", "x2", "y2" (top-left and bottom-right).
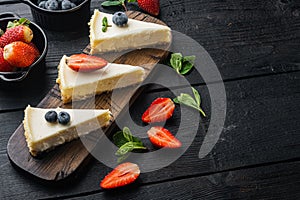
[
  {"x1": 19, "y1": 0, "x2": 91, "y2": 31},
  {"x1": 0, "y1": 12, "x2": 48, "y2": 84}
]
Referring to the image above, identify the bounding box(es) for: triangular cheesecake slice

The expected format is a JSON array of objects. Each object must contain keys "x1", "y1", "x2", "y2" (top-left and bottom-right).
[
  {"x1": 89, "y1": 10, "x2": 172, "y2": 54},
  {"x1": 56, "y1": 55, "x2": 145, "y2": 104},
  {"x1": 23, "y1": 105, "x2": 112, "y2": 156}
]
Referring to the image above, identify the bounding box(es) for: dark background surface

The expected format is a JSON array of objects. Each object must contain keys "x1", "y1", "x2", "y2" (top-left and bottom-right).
[{"x1": 0, "y1": 0, "x2": 300, "y2": 199}]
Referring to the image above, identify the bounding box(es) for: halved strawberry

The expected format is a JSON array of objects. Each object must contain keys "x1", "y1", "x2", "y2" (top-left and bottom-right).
[
  {"x1": 137, "y1": 0, "x2": 160, "y2": 16},
  {"x1": 66, "y1": 54, "x2": 108, "y2": 72},
  {"x1": 3, "y1": 41, "x2": 40, "y2": 68},
  {"x1": 0, "y1": 48, "x2": 15, "y2": 72},
  {"x1": 0, "y1": 25, "x2": 33, "y2": 48},
  {"x1": 142, "y1": 97, "x2": 175, "y2": 123},
  {"x1": 147, "y1": 126, "x2": 182, "y2": 148},
  {"x1": 100, "y1": 162, "x2": 140, "y2": 189}
]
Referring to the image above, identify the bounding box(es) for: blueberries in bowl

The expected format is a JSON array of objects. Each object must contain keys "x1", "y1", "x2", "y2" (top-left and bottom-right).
[{"x1": 37, "y1": 0, "x2": 83, "y2": 10}]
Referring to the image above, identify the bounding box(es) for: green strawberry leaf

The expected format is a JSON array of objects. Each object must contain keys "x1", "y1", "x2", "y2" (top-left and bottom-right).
[{"x1": 7, "y1": 18, "x2": 30, "y2": 29}]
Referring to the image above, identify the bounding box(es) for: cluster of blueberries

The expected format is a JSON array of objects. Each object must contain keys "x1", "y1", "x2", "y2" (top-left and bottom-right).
[
  {"x1": 45, "y1": 111, "x2": 70, "y2": 125},
  {"x1": 37, "y1": 0, "x2": 83, "y2": 10}
]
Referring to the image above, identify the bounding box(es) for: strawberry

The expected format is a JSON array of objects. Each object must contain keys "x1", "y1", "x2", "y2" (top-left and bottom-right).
[
  {"x1": 3, "y1": 41, "x2": 40, "y2": 68},
  {"x1": 0, "y1": 25, "x2": 33, "y2": 48},
  {"x1": 100, "y1": 162, "x2": 140, "y2": 189},
  {"x1": 147, "y1": 126, "x2": 182, "y2": 148},
  {"x1": 142, "y1": 97, "x2": 175, "y2": 123},
  {"x1": 66, "y1": 54, "x2": 108, "y2": 72},
  {"x1": 137, "y1": 0, "x2": 160, "y2": 16},
  {"x1": 0, "y1": 48, "x2": 14, "y2": 72}
]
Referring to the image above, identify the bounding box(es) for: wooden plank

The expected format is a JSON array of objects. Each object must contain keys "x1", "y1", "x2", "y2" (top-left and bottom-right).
[
  {"x1": 6, "y1": 12, "x2": 170, "y2": 181},
  {"x1": 0, "y1": 0, "x2": 299, "y2": 110},
  {"x1": 70, "y1": 161, "x2": 300, "y2": 200},
  {"x1": 1, "y1": 71, "x2": 300, "y2": 199}
]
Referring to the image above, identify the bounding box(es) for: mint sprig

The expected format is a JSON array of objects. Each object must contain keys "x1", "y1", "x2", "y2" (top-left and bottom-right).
[
  {"x1": 101, "y1": 0, "x2": 136, "y2": 11},
  {"x1": 170, "y1": 53, "x2": 196, "y2": 75},
  {"x1": 173, "y1": 87, "x2": 206, "y2": 117},
  {"x1": 102, "y1": 17, "x2": 112, "y2": 32},
  {"x1": 113, "y1": 127, "x2": 147, "y2": 163}
]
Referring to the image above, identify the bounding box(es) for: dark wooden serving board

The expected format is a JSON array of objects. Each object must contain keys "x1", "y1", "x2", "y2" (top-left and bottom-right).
[{"x1": 6, "y1": 11, "x2": 169, "y2": 181}]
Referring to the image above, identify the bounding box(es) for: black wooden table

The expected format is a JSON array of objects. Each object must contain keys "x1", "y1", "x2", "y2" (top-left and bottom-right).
[{"x1": 1, "y1": 0, "x2": 300, "y2": 199}]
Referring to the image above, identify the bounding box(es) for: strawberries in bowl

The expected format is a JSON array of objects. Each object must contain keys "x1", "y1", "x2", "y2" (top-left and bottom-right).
[
  {"x1": 0, "y1": 13, "x2": 47, "y2": 82},
  {"x1": 0, "y1": 18, "x2": 40, "y2": 70}
]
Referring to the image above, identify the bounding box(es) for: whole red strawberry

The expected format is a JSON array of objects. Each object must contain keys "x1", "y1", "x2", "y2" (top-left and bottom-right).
[
  {"x1": 137, "y1": 0, "x2": 160, "y2": 16},
  {"x1": 0, "y1": 25, "x2": 33, "y2": 48},
  {"x1": 3, "y1": 41, "x2": 40, "y2": 68},
  {"x1": 0, "y1": 48, "x2": 14, "y2": 72}
]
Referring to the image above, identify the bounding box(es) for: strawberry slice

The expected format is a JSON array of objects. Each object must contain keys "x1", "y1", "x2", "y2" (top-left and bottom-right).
[
  {"x1": 147, "y1": 126, "x2": 182, "y2": 148},
  {"x1": 66, "y1": 54, "x2": 108, "y2": 72},
  {"x1": 142, "y1": 97, "x2": 175, "y2": 123},
  {"x1": 100, "y1": 162, "x2": 140, "y2": 189}
]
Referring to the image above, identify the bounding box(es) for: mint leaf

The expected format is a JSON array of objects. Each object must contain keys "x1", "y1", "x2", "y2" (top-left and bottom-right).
[
  {"x1": 192, "y1": 87, "x2": 200, "y2": 107},
  {"x1": 113, "y1": 127, "x2": 146, "y2": 162},
  {"x1": 102, "y1": 16, "x2": 111, "y2": 32},
  {"x1": 123, "y1": 127, "x2": 133, "y2": 142},
  {"x1": 101, "y1": 1, "x2": 122, "y2": 6},
  {"x1": 170, "y1": 53, "x2": 183, "y2": 73},
  {"x1": 116, "y1": 141, "x2": 147, "y2": 156},
  {"x1": 176, "y1": 93, "x2": 199, "y2": 110},
  {"x1": 173, "y1": 88, "x2": 206, "y2": 117},
  {"x1": 115, "y1": 142, "x2": 135, "y2": 156},
  {"x1": 169, "y1": 53, "x2": 195, "y2": 75},
  {"x1": 180, "y1": 62, "x2": 194, "y2": 75},
  {"x1": 183, "y1": 55, "x2": 196, "y2": 64},
  {"x1": 113, "y1": 131, "x2": 128, "y2": 147}
]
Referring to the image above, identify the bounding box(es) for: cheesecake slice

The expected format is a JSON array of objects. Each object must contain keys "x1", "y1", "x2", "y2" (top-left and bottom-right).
[
  {"x1": 56, "y1": 55, "x2": 145, "y2": 104},
  {"x1": 23, "y1": 105, "x2": 112, "y2": 156},
  {"x1": 89, "y1": 10, "x2": 172, "y2": 54}
]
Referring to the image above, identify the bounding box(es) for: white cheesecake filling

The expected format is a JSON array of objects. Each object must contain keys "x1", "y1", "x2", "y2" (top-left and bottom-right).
[
  {"x1": 23, "y1": 105, "x2": 111, "y2": 156},
  {"x1": 89, "y1": 10, "x2": 171, "y2": 54}
]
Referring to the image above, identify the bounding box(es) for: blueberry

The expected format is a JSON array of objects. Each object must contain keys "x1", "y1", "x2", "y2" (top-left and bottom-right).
[
  {"x1": 46, "y1": 0, "x2": 59, "y2": 10},
  {"x1": 38, "y1": 1, "x2": 47, "y2": 9},
  {"x1": 61, "y1": 0, "x2": 72, "y2": 10},
  {"x1": 70, "y1": 2, "x2": 76, "y2": 8},
  {"x1": 112, "y1": 12, "x2": 128, "y2": 27},
  {"x1": 45, "y1": 111, "x2": 57, "y2": 123},
  {"x1": 58, "y1": 111, "x2": 71, "y2": 125}
]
